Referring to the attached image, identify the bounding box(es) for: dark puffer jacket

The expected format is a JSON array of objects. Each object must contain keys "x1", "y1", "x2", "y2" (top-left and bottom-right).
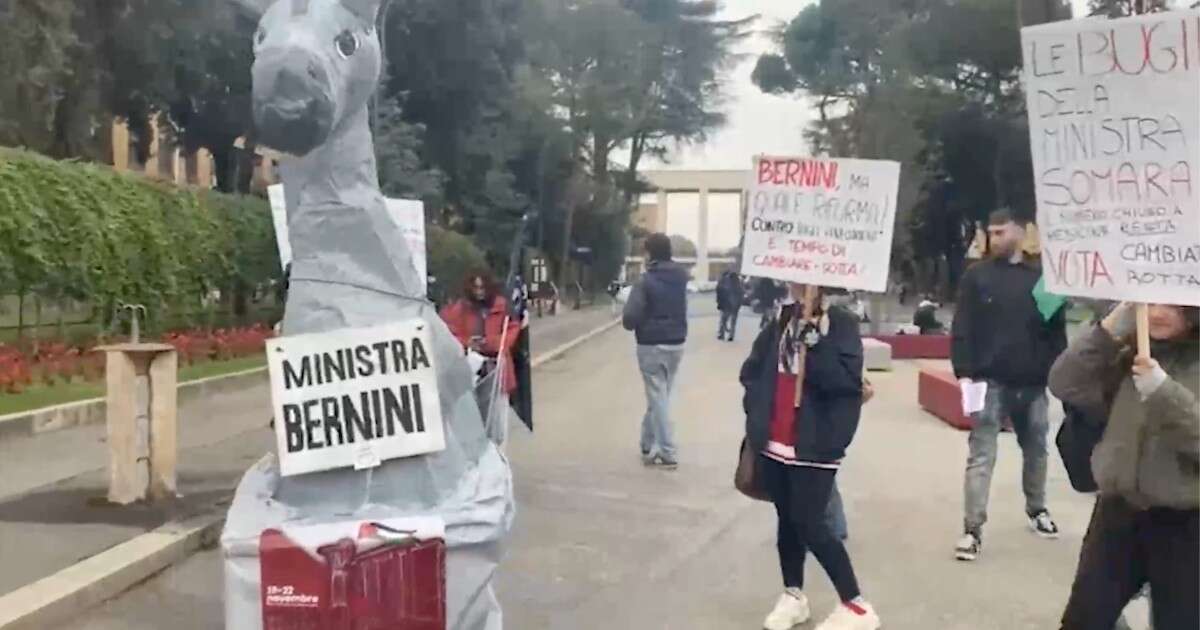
[
  {"x1": 622, "y1": 260, "x2": 689, "y2": 346},
  {"x1": 740, "y1": 304, "x2": 865, "y2": 463}
]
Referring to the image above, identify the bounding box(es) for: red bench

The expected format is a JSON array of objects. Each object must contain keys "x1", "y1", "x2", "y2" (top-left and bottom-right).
[
  {"x1": 919, "y1": 368, "x2": 973, "y2": 430},
  {"x1": 918, "y1": 368, "x2": 1014, "y2": 432},
  {"x1": 868, "y1": 334, "x2": 952, "y2": 360}
]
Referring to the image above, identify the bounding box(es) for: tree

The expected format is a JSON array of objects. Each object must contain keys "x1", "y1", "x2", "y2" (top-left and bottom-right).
[
  {"x1": 1086, "y1": 0, "x2": 1169, "y2": 17},
  {"x1": 374, "y1": 93, "x2": 446, "y2": 204},
  {"x1": 0, "y1": 0, "x2": 258, "y2": 191},
  {"x1": 526, "y1": 0, "x2": 749, "y2": 287},
  {"x1": 381, "y1": 0, "x2": 531, "y2": 263},
  {"x1": 0, "y1": 0, "x2": 79, "y2": 156},
  {"x1": 754, "y1": 0, "x2": 1045, "y2": 297}
]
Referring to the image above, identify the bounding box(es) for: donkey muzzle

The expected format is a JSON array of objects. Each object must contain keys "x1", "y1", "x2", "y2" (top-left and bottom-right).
[{"x1": 252, "y1": 50, "x2": 335, "y2": 156}]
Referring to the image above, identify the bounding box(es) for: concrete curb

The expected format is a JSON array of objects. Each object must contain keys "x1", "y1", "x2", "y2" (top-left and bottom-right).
[
  {"x1": 0, "y1": 317, "x2": 621, "y2": 628},
  {"x1": 530, "y1": 317, "x2": 621, "y2": 369},
  {"x1": 0, "y1": 510, "x2": 224, "y2": 630},
  {"x1": 0, "y1": 367, "x2": 267, "y2": 444}
]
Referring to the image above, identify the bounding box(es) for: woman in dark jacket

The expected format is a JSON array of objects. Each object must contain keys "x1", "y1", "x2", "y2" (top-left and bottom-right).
[{"x1": 740, "y1": 283, "x2": 880, "y2": 630}]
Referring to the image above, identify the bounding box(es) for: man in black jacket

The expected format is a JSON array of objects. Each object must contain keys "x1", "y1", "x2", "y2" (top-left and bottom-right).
[
  {"x1": 951, "y1": 209, "x2": 1067, "y2": 561},
  {"x1": 623, "y1": 233, "x2": 689, "y2": 469}
]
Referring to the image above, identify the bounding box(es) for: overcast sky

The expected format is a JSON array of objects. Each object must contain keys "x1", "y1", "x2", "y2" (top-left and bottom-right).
[{"x1": 649, "y1": 0, "x2": 1104, "y2": 250}]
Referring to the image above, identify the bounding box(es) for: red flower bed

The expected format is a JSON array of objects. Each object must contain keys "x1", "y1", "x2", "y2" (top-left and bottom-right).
[
  {"x1": 163, "y1": 324, "x2": 274, "y2": 365},
  {"x1": 0, "y1": 325, "x2": 274, "y2": 394}
]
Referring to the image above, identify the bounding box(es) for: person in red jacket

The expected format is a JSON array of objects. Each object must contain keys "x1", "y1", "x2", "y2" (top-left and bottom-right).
[{"x1": 440, "y1": 271, "x2": 520, "y2": 395}]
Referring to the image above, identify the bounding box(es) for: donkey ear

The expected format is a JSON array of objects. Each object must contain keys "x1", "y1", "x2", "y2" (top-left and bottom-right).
[
  {"x1": 230, "y1": 0, "x2": 274, "y2": 17},
  {"x1": 340, "y1": 0, "x2": 381, "y2": 24}
]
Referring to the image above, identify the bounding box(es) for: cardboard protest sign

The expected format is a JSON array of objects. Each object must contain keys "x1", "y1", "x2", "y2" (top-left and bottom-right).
[
  {"x1": 741, "y1": 156, "x2": 900, "y2": 292},
  {"x1": 1021, "y1": 11, "x2": 1200, "y2": 306},
  {"x1": 268, "y1": 184, "x2": 292, "y2": 271},
  {"x1": 267, "y1": 319, "x2": 445, "y2": 477},
  {"x1": 385, "y1": 198, "x2": 428, "y2": 293}
]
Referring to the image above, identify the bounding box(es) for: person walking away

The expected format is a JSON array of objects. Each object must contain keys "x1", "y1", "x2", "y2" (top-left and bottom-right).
[
  {"x1": 1050, "y1": 303, "x2": 1198, "y2": 629},
  {"x1": 951, "y1": 209, "x2": 1067, "y2": 561},
  {"x1": 741, "y1": 283, "x2": 881, "y2": 630},
  {"x1": 440, "y1": 271, "x2": 521, "y2": 396},
  {"x1": 623, "y1": 233, "x2": 689, "y2": 469},
  {"x1": 717, "y1": 270, "x2": 744, "y2": 341}
]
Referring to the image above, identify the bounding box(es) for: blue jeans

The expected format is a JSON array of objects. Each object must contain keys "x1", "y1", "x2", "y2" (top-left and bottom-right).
[
  {"x1": 964, "y1": 381, "x2": 1050, "y2": 533},
  {"x1": 637, "y1": 344, "x2": 684, "y2": 461},
  {"x1": 718, "y1": 308, "x2": 739, "y2": 339}
]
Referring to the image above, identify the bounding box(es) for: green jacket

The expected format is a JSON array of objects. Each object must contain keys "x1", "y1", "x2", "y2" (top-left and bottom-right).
[{"x1": 1049, "y1": 326, "x2": 1199, "y2": 510}]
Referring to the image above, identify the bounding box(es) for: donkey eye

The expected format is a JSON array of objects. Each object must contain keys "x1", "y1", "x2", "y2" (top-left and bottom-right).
[
  {"x1": 335, "y1": 30, "x2": 358, "y2": 58},
  {"x1": 255, "y1": 28, "x2": 266, "y2": 45}
]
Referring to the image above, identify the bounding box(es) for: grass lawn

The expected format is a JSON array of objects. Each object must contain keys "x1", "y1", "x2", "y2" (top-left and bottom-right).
[{"x1": 0, "y1": 354, "x2": 266, "y2": 417}]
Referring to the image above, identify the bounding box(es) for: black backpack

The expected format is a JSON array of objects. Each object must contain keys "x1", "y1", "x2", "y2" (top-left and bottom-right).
[{"x1": 1056, "y1": 402, "x2": 1105, "y2": 493}]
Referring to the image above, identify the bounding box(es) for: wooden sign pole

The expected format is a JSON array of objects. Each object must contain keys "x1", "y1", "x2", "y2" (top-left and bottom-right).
[
  {"x1": 1136, "y1": 303, "x2": 1151, "y2": 359},
  {"x1": 793, "y1": 284, "x2": 818, "y2": 408}
]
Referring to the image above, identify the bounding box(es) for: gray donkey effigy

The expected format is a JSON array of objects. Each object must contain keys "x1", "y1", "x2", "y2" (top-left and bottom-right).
[{"x1": 221, "y1": 0, "x2": 514, "y2": 627}]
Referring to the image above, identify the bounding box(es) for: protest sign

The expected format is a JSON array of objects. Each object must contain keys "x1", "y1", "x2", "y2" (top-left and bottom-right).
[
  {"x1": 1021, "y1": 11, "x2": 1200, "y2": 306},
  {"x1": 268, "y1": 184, "x2": 292, "y2": 271},
  {"x1": 385, "y1": 198, "x2": 428, "y2": 293},
  {"x1": 267, "y1": 319, "x2": 445, "y2": 477},
  {"x1": 741, "y1": 156, "x2": 900, "y2": 292}
]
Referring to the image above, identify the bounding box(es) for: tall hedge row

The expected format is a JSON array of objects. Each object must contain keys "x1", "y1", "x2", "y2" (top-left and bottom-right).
[{"x1": 0, "y1": 148, "x2": 280, "y2": 330}]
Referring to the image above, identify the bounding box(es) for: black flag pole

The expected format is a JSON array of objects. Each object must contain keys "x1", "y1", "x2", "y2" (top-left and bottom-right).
[{"x1": 505, "y1": 213, "x2": 535, "y2": 431}]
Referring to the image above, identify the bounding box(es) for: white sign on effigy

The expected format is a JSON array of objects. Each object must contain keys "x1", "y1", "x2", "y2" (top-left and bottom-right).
[
  {"x1": 267, "y1": 319, "x2": 445, "y2": 477},
  {"x1": 1021, "y1": 11, "x2": 1200, "y2": 305},
  {"x1": 385, "y1": 198, "x2": 428, "y2": 292},
  {"x1": 267, "y1": 183, "x2": 292, "y2": 270},
  {"x1": 741, "y1": 156, "x2": 900, "y2": 292}
]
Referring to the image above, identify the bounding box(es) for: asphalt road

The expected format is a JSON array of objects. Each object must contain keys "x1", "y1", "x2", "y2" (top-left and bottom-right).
[{"x1": 49, "y1": 304, "x2": 1150, "y2": 629}]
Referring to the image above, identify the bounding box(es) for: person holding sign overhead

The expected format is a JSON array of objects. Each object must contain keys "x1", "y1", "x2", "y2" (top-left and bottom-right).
[
  {"x1": 1049, "y1": 303, "x2": 1198, "y2": 629},
  {"x1": 951, "y1": 209, "x2": 1068, "y2": 562},
  {"x1": 740, "y1": 283, "x2": 880, "y2": 630}
]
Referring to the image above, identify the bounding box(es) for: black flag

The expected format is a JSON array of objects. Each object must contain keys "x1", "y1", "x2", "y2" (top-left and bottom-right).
[{"x1": 505, "y1": 214, "x2": 535, "y2": 431}]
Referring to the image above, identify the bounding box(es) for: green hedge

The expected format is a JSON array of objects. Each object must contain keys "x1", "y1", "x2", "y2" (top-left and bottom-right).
[
  {"x1": 427, "y1": 224, "x2": 487, "y2": 305},
  {"x1": 0, "y1": 148, "x2": 280, "y2": 332}
]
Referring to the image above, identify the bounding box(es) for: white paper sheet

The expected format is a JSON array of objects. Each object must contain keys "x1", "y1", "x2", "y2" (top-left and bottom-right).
[{"x1": 961, "y1": 380, "x2": 988, "y2": 416}]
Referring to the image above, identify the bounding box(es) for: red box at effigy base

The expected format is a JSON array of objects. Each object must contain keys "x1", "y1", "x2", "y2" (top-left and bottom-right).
[{"x1": 259, "y1": 526, "x2": 446, "y2": 630}]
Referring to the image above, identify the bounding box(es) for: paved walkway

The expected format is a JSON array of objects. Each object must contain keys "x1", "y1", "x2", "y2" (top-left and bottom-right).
[
  {"x1": 43, "y1": 305, "x2": 1150, "y2": 629},
  {"x1": 0, "y1": 303, "x2": 618, "y2": 599}
]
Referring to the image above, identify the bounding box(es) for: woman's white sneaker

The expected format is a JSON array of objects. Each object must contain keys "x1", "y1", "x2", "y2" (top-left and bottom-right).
[
  {"x1": 814, "y1": 599, "x2": 881, "y2": 630},
  {"x1": 763, "y1": 589, "x2": 810, "y2": 630}
]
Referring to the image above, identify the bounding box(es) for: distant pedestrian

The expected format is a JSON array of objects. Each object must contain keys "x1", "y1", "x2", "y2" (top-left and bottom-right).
[
  {"x1": 951, "y1": 208, "x2": 1067, "y2": 561},
  {"x1": 717, "y1": 270, "x2": 744, "y2": 341},
  {"x1": 741, "y1": 283, "x2": 880, "y2": 630},
  {"x1": 1050, "y1": 303, "x2": 1198, "y2": 629},
  {"x1": 623, "y1": 233, "x2": 689, "y2": 469}
]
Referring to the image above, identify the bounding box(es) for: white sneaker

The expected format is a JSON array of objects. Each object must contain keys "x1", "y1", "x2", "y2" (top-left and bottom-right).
[
  {"x1": 815, "y1": 600, "x2": 881, "y2": 630},
  {"x1": 955, "y1": 532, "x2": 981, "y2": 561},
  {"x1": 763, "y1": 590, "x2": 810, "y2": 630}
]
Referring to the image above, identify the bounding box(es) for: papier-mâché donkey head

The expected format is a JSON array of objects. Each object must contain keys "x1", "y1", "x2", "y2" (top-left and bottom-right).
[{"x1": 251, "y1": 0, "x2": 382, "y2": 155}]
